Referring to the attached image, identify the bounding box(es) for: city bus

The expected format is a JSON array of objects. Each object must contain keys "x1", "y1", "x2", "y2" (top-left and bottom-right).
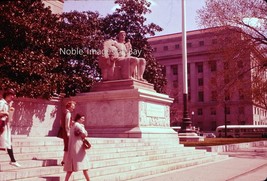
[{"x1": 216, "y1": 125, "x2": 267, "y2": 138}]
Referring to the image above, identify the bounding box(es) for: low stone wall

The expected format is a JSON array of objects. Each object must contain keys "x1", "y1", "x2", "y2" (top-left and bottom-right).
[
  {"x1": 196, "y1": 141, "x2": 267, "y2": 152},
  {"x1": 10, "y1": 97, "x2": 62, "y2": 136}
]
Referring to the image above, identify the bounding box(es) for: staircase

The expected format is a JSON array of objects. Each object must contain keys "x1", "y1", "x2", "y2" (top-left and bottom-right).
[{"x1": 0, "y1": 136, "x2": 227, "y2": 181}]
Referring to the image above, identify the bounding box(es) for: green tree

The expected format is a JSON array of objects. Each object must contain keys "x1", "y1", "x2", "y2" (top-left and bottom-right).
[
  {"x1": 57, "y1": 11, "x2": 104, "y2": 96},
  {"x1": 0, "y1": 0, "x2": 166, "y2": 98},
  {"x1": 0, "y1": 0, "x2": 63, "y2": 98},
  {"x1": 0, "y1": 1, "x2": 104, "y2": 98}
]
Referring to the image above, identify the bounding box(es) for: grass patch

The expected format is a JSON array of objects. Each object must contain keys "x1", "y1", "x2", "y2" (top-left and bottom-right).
[{"x1": 181, "y1": 138, "x2": 267, "y2": 147}]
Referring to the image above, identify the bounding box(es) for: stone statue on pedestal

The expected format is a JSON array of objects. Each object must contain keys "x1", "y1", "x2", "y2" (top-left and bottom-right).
[{"x1": 99, "y1": 31, "x2": 146, "y2": 81}]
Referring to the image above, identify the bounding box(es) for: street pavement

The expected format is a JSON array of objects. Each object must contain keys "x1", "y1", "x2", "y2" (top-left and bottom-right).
[{"x1": 138, "y1": 146, "x2": 267, "y2": 181}]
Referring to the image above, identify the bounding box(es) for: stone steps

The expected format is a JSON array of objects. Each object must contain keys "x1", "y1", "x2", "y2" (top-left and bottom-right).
[
  {"x1": 15, "y1": 155, "x2": 222, "y2": 181},
  {"x1": 0, "y1": 136, "x2": 227, "y2": 181}
]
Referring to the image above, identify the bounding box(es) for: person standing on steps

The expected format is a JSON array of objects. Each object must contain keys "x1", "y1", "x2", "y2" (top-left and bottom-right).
[
  {"x1": 61, "y1": 101, "x2": 76, "y2": 166},
  {"x1": 64, "y1": 113, "x2": 90, "y2": 181},
  {"x1": 0, "y1": 89, "x2": 21, "y2": 167}
]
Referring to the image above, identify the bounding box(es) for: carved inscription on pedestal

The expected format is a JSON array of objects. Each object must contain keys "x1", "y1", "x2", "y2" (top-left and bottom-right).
[
  {"x1": 146, "y1": 103, "x2": 165, "y2": 118},
  {"x1": 139, "y1": 102, "x2": 169, "y2": 127}
]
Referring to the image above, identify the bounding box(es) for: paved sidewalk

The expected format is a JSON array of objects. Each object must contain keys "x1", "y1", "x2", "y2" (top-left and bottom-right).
[{"x1": 133, "y1": 146, "x2": 267, "y2": 181}]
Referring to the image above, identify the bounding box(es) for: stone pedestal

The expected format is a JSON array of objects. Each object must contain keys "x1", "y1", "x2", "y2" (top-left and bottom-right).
[
  {"x1": 71, "y1": 79, "x2": 177, "y2": 139},
  {"x1": 179, "y1": 132, "x2": 204, "y2": 142}
]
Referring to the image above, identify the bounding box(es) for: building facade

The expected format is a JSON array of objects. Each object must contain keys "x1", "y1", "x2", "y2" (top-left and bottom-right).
[{"x1": 148, "y1": 28, "x2": 267, "y2": 131}]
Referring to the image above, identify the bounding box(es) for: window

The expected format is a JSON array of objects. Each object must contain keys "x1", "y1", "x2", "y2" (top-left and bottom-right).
[
  {"x1": 187, "y1": 63, "x2": 190, "y2": 74},
  {"x1": 239, "y1": 107, "x2": 245, "y2": 114},
  {"x1": 188, "y1": 91, "x2": 191, "y2": 101},
  {"x1": 197, "y1": 63, "x2": 203, "y2": 73},
  {"x1": 212, "y1": 39, "x2": 218, "y2": 44},
  {"x1": 163, "y1": 46, "x2": 168, "y2": 51},
  {"x1": 210, "y1": 77, "x2": 217, "y2": 86},
  {"x1": 197, "y1": 108, "x2": 203, "y2": 115},
  {"x1": 162, "y1": 66, "x2": 166, "y2": 76},
  {"x1": 199, "y1": 41, "x2": 204, "y2": 46},
  {"x1": 225, "y1": 91, "x2": 230, "y2": 101},
  {"x1": 198, "y1": 78, "x2": 203, "y2": 86},
  {"x1": 197, "y1": 121, "x2": 203, "y2": 130},
  {"x1": 239, "y1": 89, "x2": 245, "y2": 100},
  {"x1": 224, "y1": 62, "x2": 229, "y2": 70},
  {"x1": 224, "y1": 75, "x2": 230, "y2": 84},
  {"x1": 211, "y1": 107, "x2": 216, "y2": 115},
  {"x1": 198, "y1": 91, "x2": 204, "y2": 102},
  {"x1": 175, "y1": 44, "x2": 180, "y2": 49},
  {"x1": 238, "y1": 74, "x2": 244, "y2": 80},
  {"x1": 237, "y1": 61, "x2": 244, "y2": 68},
  {"x1": 211, "y1": 121, "x2": 217, "y2": 131},
  {"x1": 171, "y1": 65, "x2": 177, "y2": 75},
  {"x1": 187, "y1": 42, "x2": 192, "y2": 48},
  {"x1": 225, "y1": 106, "x2": 230, "y2": 114},
  {"x1": 210, "y1": 61, "x2": 217, "y2": 72},
  {"x1": 173, "y1": 80, "x2": 178, "y2": 88}
]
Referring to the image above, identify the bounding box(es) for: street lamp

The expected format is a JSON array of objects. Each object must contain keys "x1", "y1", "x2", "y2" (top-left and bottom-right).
[
  {"x1": 224, "y1": 101, "x2": 227, "y2": 138},
  {"x1": 191, "y1": 111, "x2": 195, "y2": 126}
]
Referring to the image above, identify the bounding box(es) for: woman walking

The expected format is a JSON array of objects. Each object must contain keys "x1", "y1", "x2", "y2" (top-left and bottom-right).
[{"x1": 64, "y1": 113, "x2": 90, "y2": 181}]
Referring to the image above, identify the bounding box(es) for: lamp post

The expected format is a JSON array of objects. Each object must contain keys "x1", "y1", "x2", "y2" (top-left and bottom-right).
[
  {"x1": 191, "y1": 111, "x2": 195, "y2": 126},
  {"x1": 180, "y1": 0, "x2": 193, "y2": 133},
  {"x1": 224, "y1": 101, "x2": 227, "y2": 138},
  {"x1": 178, "y1": 0, "x2": 200, "y2": 141}
]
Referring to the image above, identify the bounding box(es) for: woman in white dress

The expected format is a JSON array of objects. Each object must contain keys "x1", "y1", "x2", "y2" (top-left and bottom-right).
[
  {"x1": 0, "y1": 89, "x2": 21, "y2": 167},
  {"x1": 64, "y1": 114, "x2": 90, "y2": 181}
]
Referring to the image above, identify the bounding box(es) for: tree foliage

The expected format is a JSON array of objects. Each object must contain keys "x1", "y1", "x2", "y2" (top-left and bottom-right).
[
  {"x1": 0, "y1": 0, "x2": 166, "y2": 98},
  {"x1": 197, "y1": 0, "x2": 267, "y2": 109},
  {"x1": 198, "y1": 0, "x2": 267, "y2": 49},
  {"x1": 58, "y1": 11, "x2": 104, "y2": 96},
  {"x1": 0, "y1": 1, "x2": 103, "y2": 98},
  {"x1": 0, "y1": 0, "x2": 63, "y2": 98}
]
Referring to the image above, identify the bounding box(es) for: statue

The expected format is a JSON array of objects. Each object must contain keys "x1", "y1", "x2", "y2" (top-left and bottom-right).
[{"x1": 99, "y1": 31, "x2": 146, "y2": 81}]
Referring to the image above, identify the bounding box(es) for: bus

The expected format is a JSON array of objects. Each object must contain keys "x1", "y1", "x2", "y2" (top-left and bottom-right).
[{"x1": 216, "y1": 125, "x2": 267, "y2": 138}]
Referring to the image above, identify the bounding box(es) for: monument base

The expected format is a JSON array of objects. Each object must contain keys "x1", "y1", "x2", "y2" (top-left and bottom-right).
[
  {"x1": 71, "y1": 79, "x2": 177, "y2": 140},
  {"x1": 178, "y1": 132, "x2": 204, "y2": 142},
  {"x1": 87, "y1": 127, "x2": 178, "y2": 139}
]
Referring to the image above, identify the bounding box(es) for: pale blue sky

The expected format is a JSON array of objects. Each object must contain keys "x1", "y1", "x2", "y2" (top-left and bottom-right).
[{"x1": 63, "y1": 0, "x2": 206, "y2": 36}]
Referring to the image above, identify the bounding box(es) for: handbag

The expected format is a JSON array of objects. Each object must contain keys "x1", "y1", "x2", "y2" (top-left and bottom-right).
[
  {"x1": 57, "y1": 127, "x2": 64, "y2": 139},
  {"x1": 82, "y1": 138, "x2": 91, "y2": 149}
]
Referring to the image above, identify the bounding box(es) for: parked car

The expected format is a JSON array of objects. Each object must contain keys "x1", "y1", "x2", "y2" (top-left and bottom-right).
[{"x1": 203, "y1": 133, "x2": 216, "y2": 138}]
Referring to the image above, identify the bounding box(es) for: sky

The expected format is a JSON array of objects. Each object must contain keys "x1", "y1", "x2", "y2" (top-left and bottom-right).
[{"x1": 63, "y1": 0, "x2": 207, "y2": 36}]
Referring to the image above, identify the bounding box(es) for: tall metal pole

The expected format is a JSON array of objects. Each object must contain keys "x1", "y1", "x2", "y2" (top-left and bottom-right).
[
  {"x1": 180, "y1": 0, "x2": 192, "y2": 132},
  {"x1": 224, "y1": 102, "x2": 227, "y2": 137}
]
